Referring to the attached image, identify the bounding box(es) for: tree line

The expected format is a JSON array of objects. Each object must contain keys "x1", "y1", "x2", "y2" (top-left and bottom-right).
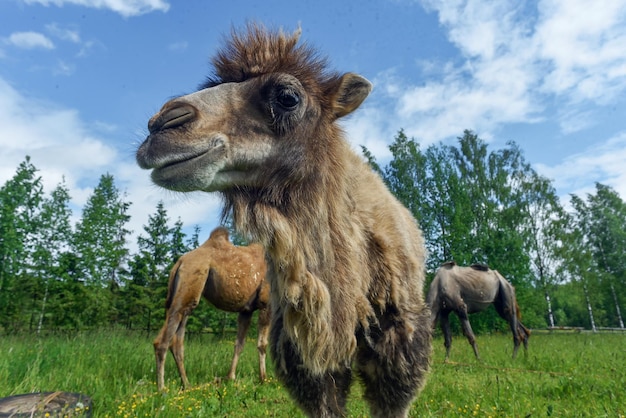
[
  {"x1": 0, "y1": 157, "x2": 228, "y2": 335},
  {"x1": 365, "y1": 130, "x2": 625, "y2": 332},
  {"x1": 0, "y1": 130, "x2": 624, "y2": 335}
]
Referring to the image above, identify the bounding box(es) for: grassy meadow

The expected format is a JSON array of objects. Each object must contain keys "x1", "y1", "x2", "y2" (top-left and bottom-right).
[{"x1": 0, "y1": 330, "x2": 624, "y2": 417}]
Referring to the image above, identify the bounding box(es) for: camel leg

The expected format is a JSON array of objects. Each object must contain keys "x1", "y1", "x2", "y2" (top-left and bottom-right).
[
  {"x1": 154, "y1": 324, "x2": 170, "y2": 392},
  {"x1": 457, "y1": 308, "x2": 480, "y2": 360},
  {"x1": 227, "y1": 311, "x2": 253, "y2": 380},
  {"x1": 510, "y1": 320, "x2": 523, "y2": 359},
  {"x1": 440, "y1": 311, "x2": 453, "y2": 361},
  {"x1": 256, "y1": 306, "x2": 271, "y2": 382},
  {"x1": 357, "y1": 307, "x2": 432, "y2": 418},
  {"x1": 520, "y1": 323, "x2": 530, "y2": 351},
  {"x1": 494, "y1": 294, "x2": 524, "y2": 359},
  {"x1": 509, "y1": 318, "x2": 532, "y2": 359},
  {"x1": 154, "y1": 311, "x2": 185, "y2": 392},
  {"x1": 271, "y1": 309, "x2": 352, "y2": 417},
  {"x1": 171, "y1": 315, "x2": 191, "y2": 389}
]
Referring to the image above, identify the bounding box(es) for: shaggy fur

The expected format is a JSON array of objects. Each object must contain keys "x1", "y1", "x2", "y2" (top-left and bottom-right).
[
  {"x1": 137, "y1": 24, "x2": 431, "y2": 417},
  {"x1": 153, "y1": 227, "x2": 270, "y2": 391},
  {"x1": 427, "y1": 261, "x2": 530, "y2": 360}
]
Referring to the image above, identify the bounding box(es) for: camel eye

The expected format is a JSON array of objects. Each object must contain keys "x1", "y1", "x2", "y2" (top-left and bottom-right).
[
  {"x1": 276, "y1": 89, "x2": 300, "y2": 110},
  {"x1": 265, "y1": 79, "x2": 306, "y2": 133}
]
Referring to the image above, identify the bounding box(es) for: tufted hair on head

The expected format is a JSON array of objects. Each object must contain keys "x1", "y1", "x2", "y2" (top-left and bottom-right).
[{"x1": 201, "y1": 23, "x2": 339, "y2": 95}]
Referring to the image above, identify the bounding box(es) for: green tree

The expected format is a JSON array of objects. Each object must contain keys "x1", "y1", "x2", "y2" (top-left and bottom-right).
[
  {"x1": 186, "y1": 225, "x2": 201, "y2": 249},
  {"x1": 569, "y1": 184, "x2": 626, "y2": 329},
  {"x1": 360, "y1": 145, "x2": 383, "y2": 176},
  {"x1": 447, "y1": 132, "x2": 536, "y2": 329},
  {"x1": 29, "y1": 180, "x2": 73, "y2": 333},
  {"x1": 588, "y1": 184, "x2": 626, "y2": 328},
  {"x1": 422, "y1": 144, "x2": 474, "y2": 268},
  {"x1": 49, "y1": 252, "x2": 89, "y2": 330},
  {"x1": 450, "y1": 132, "x2": 531, "y2": 279},
  {"x1": 383, "y1": 130, "x2": 430, "y2": 239},
  {"x1": 521, "y1": 172, "x2": 568, "y2": 327},
  {"x1": 0, "y1": 157, "x2": 43, "y2": 331},
  {"x1": 170, "y1": 218, "x2": 189, "y2": 262},
  {"x1": 366, "y1": 130, "x2": 561, "y2": 331},
  {"x1": 72, "y1": 173, "x2": 131, "y2": 327},
  {"x1": 127, "y1": 202, "x2": 187, "y2": 332},
  {"x1": 73, "y1": 173, "x2": 131, "y2": 286},
  {"x1": 136, "y1": 201, "x2": 175, "y2": 282},
  {"x1": 565, "y1": 194, "x2": 600, "y2": 330}
]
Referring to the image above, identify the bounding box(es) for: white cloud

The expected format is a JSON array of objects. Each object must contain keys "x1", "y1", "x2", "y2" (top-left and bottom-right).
[
  {"x1": 53, "y1": 59, "x2": 75, "y2": 75},
  {"x1": 0, "y1": 76, "x2": 221, "y2": 250},
  {"x1": 343, "y1": 106, "x2": 394, "y2": 161},
  {"x1": 347, "y1": 0, "x2": 626, "y2": 202},
  {"x1": 535, "y1": 132, "x2": 626, "y2": 201},
  {"x1": 365, "y1": 1, "x2": 544, "y2": 145},
  {"x1": 366, "y1": 0, "x2": 626, "y2": 145},
  {"x1": 0, "y1": 77, "x2": 117, "y2": 200},
  {"x1": 46, "y1": 23, "x2": 81, "y2": 43},
  {"x1": 6, "y1": 31, "x2": 55, "y2": 50},
  {"x1": 77, "y1": 40, "x2": 100, "y2": 57},
  {"x1": 534, "y1": 0, "x2": 626, "y2": 104},
  {"x1": 23, "y1": 0, "x2": 170, "y2": 17}
]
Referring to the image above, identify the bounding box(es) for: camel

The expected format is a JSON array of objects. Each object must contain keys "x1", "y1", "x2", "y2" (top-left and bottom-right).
[
  {"x1": 137, "y1": 24, "x2": 431, "y2": 417},
  {"x1": 427, "y1": 261, "x2": 530, "y2": 361},
  {"x1": 153, "y1": 226, "x2": 270, "y2": 392}
]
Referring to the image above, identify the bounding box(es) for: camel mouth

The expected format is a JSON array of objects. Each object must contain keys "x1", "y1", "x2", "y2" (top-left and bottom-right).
[
  {"x1": 150, "y1": 150, "x2": 216, "y2": 191},
  {"x1": 137, "y1": 133, "x2": 227, "y2": 169},
  {"x1": 152, "y1": 149, "x2": 209, "y2": 172},
  {"x1": 136, "y1": 134, "x2": 229, "y2": 192}
]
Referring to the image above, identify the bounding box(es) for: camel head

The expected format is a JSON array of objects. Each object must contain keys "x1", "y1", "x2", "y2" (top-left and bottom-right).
[{"x1": 136, "y1": 24, "x2": 372, "y2": 194}]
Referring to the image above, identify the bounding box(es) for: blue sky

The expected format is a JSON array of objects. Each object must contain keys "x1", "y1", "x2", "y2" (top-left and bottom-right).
[{"x1": 1, "y1": 0, "x2": 626, "y2": 245}]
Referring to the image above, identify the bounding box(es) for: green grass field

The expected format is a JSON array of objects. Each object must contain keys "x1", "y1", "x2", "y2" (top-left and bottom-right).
[{"x1": 0, "y1": 330, "x2": 624, "y2": 417}]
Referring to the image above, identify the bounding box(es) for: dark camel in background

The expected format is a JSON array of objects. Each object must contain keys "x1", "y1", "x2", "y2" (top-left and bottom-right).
[{"x1": 427, "y1": 261, "x2": 530, "y2": 360}]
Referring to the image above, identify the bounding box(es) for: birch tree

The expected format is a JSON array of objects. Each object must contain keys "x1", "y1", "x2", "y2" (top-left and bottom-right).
[
  {"x1": 522, "y1": 173, "x2": 567, "y2": 327},
  {"x1": 580, "y1": 184, "x2": 626, "y2": 328}
]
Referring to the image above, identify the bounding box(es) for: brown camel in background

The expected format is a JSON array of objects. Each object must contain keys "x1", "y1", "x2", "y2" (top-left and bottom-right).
[
  {"x1": 153, "y1": 226, "x2": 270, "y2": 391},
  {"x1": 427, "y1": 261, "x2": 530, "y2": 361},
  {"x1": 137, "y1": 24, "x2": 431, "y2": 417}
]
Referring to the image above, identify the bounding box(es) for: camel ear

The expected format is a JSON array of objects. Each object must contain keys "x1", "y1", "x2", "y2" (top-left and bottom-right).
[{"x1": 331, "y1": 73, "x2": 372, "y2": 119}]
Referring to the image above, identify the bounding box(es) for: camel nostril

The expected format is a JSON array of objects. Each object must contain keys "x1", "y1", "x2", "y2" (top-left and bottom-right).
[{"x1": 149, "y1": 103, "x2": 197, "y2": 133}]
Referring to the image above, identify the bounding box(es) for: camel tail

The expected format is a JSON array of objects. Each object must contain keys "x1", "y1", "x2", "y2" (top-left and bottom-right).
[
  {"x1": 425, "y1": 276, "x2": 438, "y2": 308},
  {"x1": 494, "y1": 274, "x2": 517, "y2": 321},
  {"x1": 164, "y1": 260, "x2": 183, "y2": 310}
]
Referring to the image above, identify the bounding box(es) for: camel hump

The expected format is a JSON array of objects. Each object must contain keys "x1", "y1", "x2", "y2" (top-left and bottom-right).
[
  {"x1": 209, "y1": 226, "x2": 230, "y2": 242},
  {"x1": 470, "y1": 263, "x2": 489, "y2": 271},
  {"x1": 441, "y1": 260, "x2": 456, "y2": 268}
]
